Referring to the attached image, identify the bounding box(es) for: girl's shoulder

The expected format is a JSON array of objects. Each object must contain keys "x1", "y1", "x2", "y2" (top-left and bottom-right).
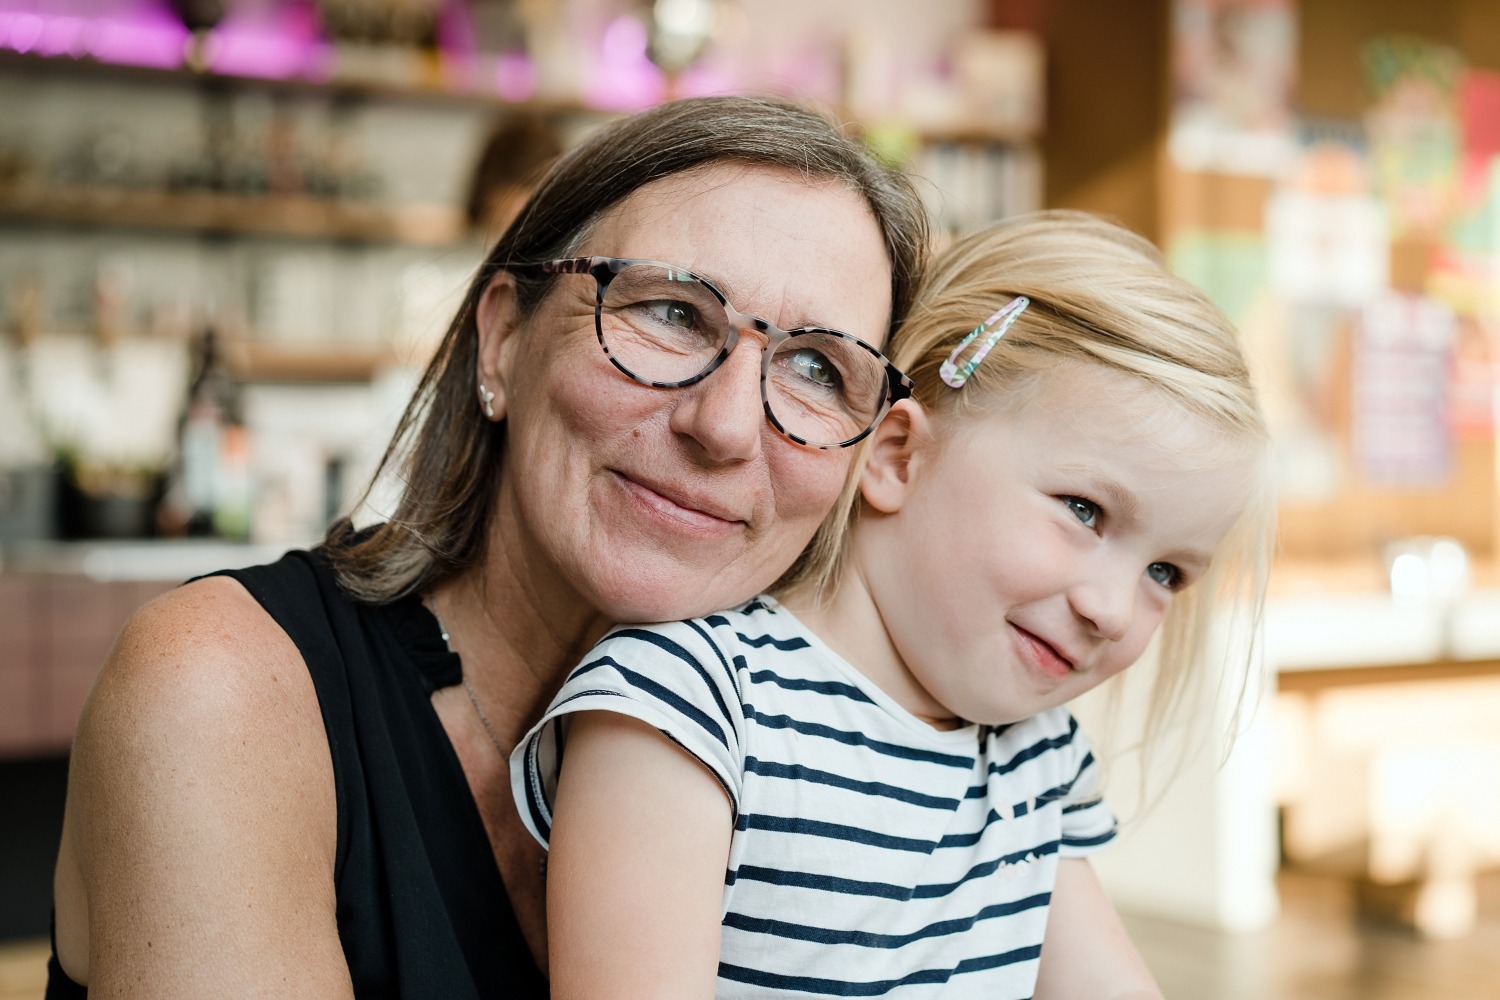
[
  {"x1": 595, "y1": 594, "x2": 803, "y2": 658},
  {"x1": 983, "y1": 705, "x2": 1092, "y2": 762}
]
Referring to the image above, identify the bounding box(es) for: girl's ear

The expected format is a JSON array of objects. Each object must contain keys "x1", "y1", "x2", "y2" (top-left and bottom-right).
[
  {"x1": 475, "y1": 271, "x2": 522, "y2": 422},
  {"x1": 860, "y1": 399, "x2": 933, "y2": 514}
]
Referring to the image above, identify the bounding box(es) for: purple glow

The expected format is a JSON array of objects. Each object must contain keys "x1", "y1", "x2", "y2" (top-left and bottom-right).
[
  {"x1": 3, "y1": 12, "x2": 44, "y2": 53},
  {"x1": 601, "y1": 14, "x2": 648, "y2": 64},
  {"x1": 86, "y1": 12, "x2": 188, "y2": 68},
  {"x1": 770, "y1": 42, "x2": 840, "y2": 101},
  {"x1": 210, "y1": 4, "x2": 322, "y2": 78},
  {"x1": 586, "y1": 15, "x2": 664, "y2": 111},
  {"x1": 435, "y1": 0, "x2": 476, "y2": 60},
  {"x1": 0, "y1": 1, "x2": 340, "y2": 78},
  {"x1": 673, "y1": 61, "x2": 736, "y2": 99},
  {"x1": 0, "y1": 2, "x2": 193, "y2": 68},
  {"x1": 495, "y1": 51, "x2": 536, "y2": 102},
  {"x1": 34, "y1": 15, "x2": 91, "y2": 58}
]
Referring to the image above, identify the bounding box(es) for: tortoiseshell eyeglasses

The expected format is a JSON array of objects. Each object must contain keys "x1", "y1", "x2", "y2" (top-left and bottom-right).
[{"x1": 509, "y1": 256, "x2": 913, "y2": 449}]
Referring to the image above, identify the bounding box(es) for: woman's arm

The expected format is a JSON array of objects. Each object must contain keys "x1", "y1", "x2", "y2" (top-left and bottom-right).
[
  {"x1": 545, "y1": 710, "x2": 733, "y2": 1000},
  {"x1": 1032, "y1": 857, "x2": 1164, "y2": 1000},
  {"x1": 52, "y1": 577, "x2": 354, "y2": 999}
]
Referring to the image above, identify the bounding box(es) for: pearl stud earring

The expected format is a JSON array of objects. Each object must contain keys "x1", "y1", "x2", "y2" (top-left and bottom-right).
[{"x1": 478, "y1": 382, "x2": 496, "y2": 419}]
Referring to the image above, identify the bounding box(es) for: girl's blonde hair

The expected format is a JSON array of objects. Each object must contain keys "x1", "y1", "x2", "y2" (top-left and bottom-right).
[{"x1": 781, "y1": 209, "x2": 1274, "y2": 774}]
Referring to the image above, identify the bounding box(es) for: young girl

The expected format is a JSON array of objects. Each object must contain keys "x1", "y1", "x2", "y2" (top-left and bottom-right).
[{"x1": 511, "y1": 210, "x2": 1273, "y2": 999}]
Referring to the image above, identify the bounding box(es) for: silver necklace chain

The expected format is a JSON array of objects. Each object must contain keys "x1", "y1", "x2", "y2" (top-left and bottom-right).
[
  {"x1": 429, "y1": 599, "x2": 548, "y2": 882},
  {"x1": 429, "y1": 603, "x2": 511, "y2": 762},
  {"x1": 463, "y1": 678, "x2": 511, "y2": 762}
]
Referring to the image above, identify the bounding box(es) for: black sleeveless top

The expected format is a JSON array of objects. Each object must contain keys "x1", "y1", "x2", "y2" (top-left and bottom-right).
[{"x1": 47, "y1": 546, "x2": 548, "y2": 999}]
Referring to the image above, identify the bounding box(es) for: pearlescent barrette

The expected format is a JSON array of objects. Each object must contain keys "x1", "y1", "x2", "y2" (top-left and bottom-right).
[{"x1": 939, "y1": 295, "x2": 1030, "y2": 389}]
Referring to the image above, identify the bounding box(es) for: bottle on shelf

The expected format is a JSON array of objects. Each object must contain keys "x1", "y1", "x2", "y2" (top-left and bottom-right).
[
  {"x1": 0, "y1": 275, "x2": 56, "y2": 543},
  {"x1": 158, "y1": 321, "x2": 252, "y2": 539}
]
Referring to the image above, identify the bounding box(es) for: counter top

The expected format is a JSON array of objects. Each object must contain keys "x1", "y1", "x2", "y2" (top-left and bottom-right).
[
  {"x1": 0, "y1": 539, "x2": 300, "y2": 582},
  {"x1": 1267, "y1": 559, "x2": 1500, "y2": 671}
]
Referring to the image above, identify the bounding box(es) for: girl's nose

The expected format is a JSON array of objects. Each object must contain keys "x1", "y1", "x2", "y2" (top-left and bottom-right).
[
  {"x1": 666, "y1": 338, "x2": 766, "y2": 463},
  {"x1": 1068, "y1": 571, "x2": 1136, "y2": 643}
]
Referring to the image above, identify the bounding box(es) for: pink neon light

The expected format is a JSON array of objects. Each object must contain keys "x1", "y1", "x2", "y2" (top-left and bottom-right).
[
  {"x1": 3, "y1": 12, "x2": 44, "y2": 54},
  {"x1": 0, "y1": 1, "x2": 329, "y2": 78},
  {"x1": 209, "y1": 3, "x2": 323, "y2": 79},
  {"x1": 0, "y1": 1, "x2": 188, "y2": 69},
  {"x1": 495, "y1": 51, "x2": 536, "y2": 102},
  {"x1": 586, "y1": 15, "x2": 665, "y2": 111}
]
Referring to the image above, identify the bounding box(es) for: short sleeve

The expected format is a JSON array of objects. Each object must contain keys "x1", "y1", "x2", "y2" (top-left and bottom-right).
[
  {"x1": 1055, "y1": 713, "x2": 1118, "y2": 857},
  {"x1": 509, "y1": 618, "x2": 746, "y2": 850}
]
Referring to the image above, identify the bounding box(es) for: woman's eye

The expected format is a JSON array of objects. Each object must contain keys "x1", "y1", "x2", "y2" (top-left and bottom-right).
[
  {"x1": 1146, "y1": 562, "x2": 1182, "y2": 589},
  {"x1": 786, "y1": 348, "x2": 839, "y2": 388},
  {"x1": 647, "y1": 300, "x2": 699, "y2": 330},
  {"x1": 1063, "y1": 496, "x2": 1098, "y2": 527}
]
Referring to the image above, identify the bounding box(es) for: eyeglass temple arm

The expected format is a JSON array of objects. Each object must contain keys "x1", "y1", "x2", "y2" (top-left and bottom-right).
[
  {"x1": 888, "y1": 367, "x2": 914, "y2": 404},
  {"x1": 504, "y1": 257, "x2": 600, "y2": 277}
]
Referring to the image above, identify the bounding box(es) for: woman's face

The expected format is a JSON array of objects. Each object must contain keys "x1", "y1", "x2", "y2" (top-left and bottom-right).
[{"x1": 482, "y1": 163, "x2": 895, "y2": 622}]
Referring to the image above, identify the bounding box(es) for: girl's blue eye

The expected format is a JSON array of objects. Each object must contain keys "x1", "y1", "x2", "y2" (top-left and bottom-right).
[
  {"x1": 1063, "y1": 496, "x2": 1098, "y2": 527},
  {"x1": 1147, "y1": 562, "x2": 1181, "y2": 589}
]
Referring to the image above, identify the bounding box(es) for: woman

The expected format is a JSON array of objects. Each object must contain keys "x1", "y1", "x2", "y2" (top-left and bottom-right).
[{"x1": 47, "y1": 95, "x2": 928, "y2": 998}]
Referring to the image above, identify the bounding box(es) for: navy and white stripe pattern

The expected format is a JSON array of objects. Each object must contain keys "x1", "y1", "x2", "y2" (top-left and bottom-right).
[{"x1": 512, "y1": 596, "x2": 1117, "y2": 998}]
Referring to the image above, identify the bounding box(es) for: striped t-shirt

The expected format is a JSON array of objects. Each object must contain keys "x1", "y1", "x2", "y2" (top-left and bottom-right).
[{"x1": 512, "y1": 596, "x2": 1117, "y2": 998}]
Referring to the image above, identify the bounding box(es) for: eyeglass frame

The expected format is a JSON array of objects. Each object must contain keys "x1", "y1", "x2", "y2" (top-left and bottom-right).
[{"x1": 506, "y1": 255, "x2": 914, "y2": 449}]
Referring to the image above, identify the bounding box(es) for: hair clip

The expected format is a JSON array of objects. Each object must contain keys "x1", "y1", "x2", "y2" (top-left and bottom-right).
[{"x1": 939, "y1": 296, "x2": 1030, "y2": 389}]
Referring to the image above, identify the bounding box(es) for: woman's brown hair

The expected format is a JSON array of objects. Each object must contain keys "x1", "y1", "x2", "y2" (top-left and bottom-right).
[{"x1": 326, "y1": 95, "x2": 929, "y2": 604}]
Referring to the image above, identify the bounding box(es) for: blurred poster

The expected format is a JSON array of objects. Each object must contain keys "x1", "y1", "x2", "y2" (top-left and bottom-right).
[
  {"x1": 1449, "y1": 316, "x2": 1496, "y2": 440},
  {"x1": 1432, "y1": 71, "x2": 1500, "y2": 315},
  {"x1": 1352, "y1": 293, "x2": 1456, "y2": 487},
  {"x1": 1429, "y1": 71, "x2": 1500, "y2": 441},
  {"x1": 1363, "y1": 36, "x2": 1463, "y2": 236},
  {"x1": 1169, "y1": 0, "x2": 1297, "y2": 175},
  {"x1": 1457, "y1": 69, "x2": 1500, "y2": 219},
  {"x1": 1265, "y1": 189, "x2": 1388, "y2": 307}
]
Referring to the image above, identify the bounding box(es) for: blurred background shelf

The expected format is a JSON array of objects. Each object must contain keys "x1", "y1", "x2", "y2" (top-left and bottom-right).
[
  {"x1": 0, "y1": 182, "x2": 465, "y2": 245},
  {"x1": 232, "y1": 339, "x2": 399, "y2": 382},
  {"x1": 0, "y1": 49, "x2": 594, "y2": 115}
]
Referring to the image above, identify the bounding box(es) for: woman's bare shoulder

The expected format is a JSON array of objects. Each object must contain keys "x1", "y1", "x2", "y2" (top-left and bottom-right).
[
  {"x1": 114, "y1": 572, "x2": 298, "y2": 668},
  {"x1": 55, "y1": 574, "x2": 345, "y2": 993},
  {"x1": 75, "y1": 572, "x2": 328, "y2": 788}
]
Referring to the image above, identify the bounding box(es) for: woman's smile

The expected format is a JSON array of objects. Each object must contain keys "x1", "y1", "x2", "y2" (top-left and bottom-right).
[{"x1": 611, "y1": 470, "x2": 746, "y2": 535}]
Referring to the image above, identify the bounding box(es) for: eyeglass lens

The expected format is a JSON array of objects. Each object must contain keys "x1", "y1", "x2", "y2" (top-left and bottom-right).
[{"x1": 598, "y1": 263, "x2": 889, "y2": 447}]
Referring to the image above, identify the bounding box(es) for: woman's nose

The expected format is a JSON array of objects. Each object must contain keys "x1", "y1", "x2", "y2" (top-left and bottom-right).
[{"x1": 667, "y1": 338, "x2": 766, "y2": 462}]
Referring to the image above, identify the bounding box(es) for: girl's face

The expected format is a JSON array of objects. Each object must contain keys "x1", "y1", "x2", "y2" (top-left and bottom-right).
[
  {"x1": 843, "y1": 364, "x2": 1256, "y2": 729},
  {"x1": 481, "y1": 164, "x2": 895, "y2": 623}
]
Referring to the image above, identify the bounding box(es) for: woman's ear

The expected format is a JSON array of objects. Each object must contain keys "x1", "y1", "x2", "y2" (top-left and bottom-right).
[
  {"x1": 475, "y1": 270, "x2": 522, "y2": 422},
  {"x1": 860, "y1": 399, "x2": 932, "y2": 514}
]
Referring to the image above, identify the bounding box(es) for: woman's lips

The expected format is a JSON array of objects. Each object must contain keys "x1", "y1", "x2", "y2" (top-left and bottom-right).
[
  {"x1": 613, "y1": 471, "x2": 743, "y2": 532},
  {"x1": 1012, "y1": 624, "x2": 1074, "y2": 680}
]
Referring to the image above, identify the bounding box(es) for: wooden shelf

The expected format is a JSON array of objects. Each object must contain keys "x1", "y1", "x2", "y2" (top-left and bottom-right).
[
  {"x1": 855, "y1": 117, "x2": 1039, "y2": 149},
  {"x1": 231, "y1": 340, "x2": 398, "y2": 383},
  {"x1": 0, "y1": 49, "x2": 594, "y2": 117},
  {"x1": 910, "y1": 122, "x2": 1040, "y2": 145},
  {"x1": 0, "y1": 182, "x2": 467, "y2": 246}
]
